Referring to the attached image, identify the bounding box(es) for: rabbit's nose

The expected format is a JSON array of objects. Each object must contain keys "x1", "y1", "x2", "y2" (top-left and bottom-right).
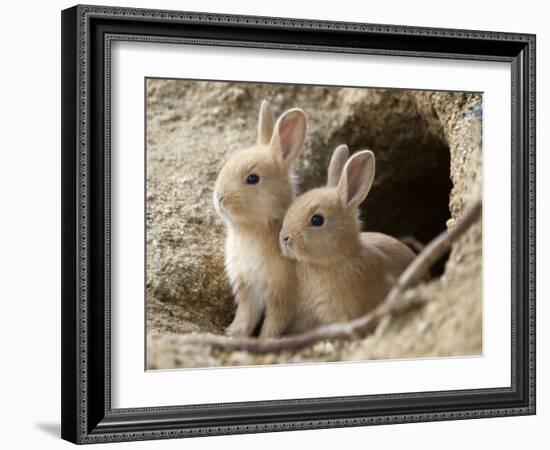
[
  {"x1": 282, "y1": 235, "x2": 290, "y2": 243},
  {"x1": 218, "y1": 195, "x2": 225, "y2": 204}
]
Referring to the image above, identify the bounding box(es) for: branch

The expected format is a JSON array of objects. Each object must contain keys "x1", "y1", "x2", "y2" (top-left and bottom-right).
[
  {"x1": 186, "y1": 200, "x2": 482, "y2": 354},
  {"x1": 384, "y1": 200, "x2": 482, "y2": 307}
]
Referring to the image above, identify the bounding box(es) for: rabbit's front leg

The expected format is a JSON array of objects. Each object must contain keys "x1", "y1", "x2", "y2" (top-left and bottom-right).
[
  {"x1": 259, "y1": 287, "x2": 294, "y2": 339},
  {"x1": 226, "y1": 277, "x2": 263, "y2": 337}
]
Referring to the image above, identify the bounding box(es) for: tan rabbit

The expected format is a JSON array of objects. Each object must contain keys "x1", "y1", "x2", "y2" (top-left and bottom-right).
[
  {"x1": 213, "y1": 100, "x2": 307, "y2": 338},
  {"x1": 280, "y1": 146, "x2": 416, "y2": 333}
]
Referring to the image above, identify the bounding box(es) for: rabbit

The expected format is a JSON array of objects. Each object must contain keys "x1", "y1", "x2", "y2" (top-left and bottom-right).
[
  {"x1": 213, "y1": 100, "x2": 307, "y2": 338},
  {"x1": 279, "y1": 145, "x2": 416, "y2": 333}
]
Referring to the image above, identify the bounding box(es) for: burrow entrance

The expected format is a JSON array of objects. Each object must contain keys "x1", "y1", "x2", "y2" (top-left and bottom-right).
[{"x1": 297, "y1": 90, "x2": 453, "y2": 274}]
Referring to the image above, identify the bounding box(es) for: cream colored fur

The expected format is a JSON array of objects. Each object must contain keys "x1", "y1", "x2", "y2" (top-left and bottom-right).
[
  {"x1": 213, "y1": 100, "x2": 307, "y2": 338},
  {"x1": 280, "y1": 146, "x2": 416, "y2": 333}
]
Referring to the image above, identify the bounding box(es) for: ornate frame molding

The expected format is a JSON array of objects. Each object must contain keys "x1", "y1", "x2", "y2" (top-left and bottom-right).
[{"x1": 61, "y1": 4, "x2": 536, "y2": 444}]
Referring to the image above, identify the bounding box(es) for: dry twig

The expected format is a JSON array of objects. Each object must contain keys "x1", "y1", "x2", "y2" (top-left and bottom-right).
[{"x1": 185, "y1": 200, "x2": 482, "y2": 354}]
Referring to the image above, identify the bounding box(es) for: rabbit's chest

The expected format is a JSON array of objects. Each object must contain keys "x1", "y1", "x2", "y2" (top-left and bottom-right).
[
  {"x1": 225, "y1": 231, "x2": 285, "y2": 294},
  {"x1": 297, "y1": 266, "x2": 375, "y2": 325},
  {"x1": 302, "y1": 280, "x2": 352, "y2": 323}
]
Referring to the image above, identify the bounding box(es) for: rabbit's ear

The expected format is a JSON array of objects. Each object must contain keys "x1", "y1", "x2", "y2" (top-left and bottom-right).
[
  {"x1": 337, "y1": 150, "x2": 375, "y2": 209},
  {"x1": 269, "y1": 108, "x2": 307, "y2": 169},
  {"x1": 327, "y1": 145, "x2": 350, "y2": 187},
  {"x1": 258, "y1": 100, "x2": 275, "y2": 145}
]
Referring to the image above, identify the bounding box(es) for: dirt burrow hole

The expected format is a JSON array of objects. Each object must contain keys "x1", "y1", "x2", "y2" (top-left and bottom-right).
[{"x1": 296, "y1": 90, "x2": 453, "y2": 274}]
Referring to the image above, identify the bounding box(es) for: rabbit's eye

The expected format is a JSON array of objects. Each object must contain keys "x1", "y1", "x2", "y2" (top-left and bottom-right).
[
  {"x1": 246, "y1": 173, "x2": 260, "y2": 185},
  {"x1": 310, "y1": 214, "x2": 324, "y2": 227}
]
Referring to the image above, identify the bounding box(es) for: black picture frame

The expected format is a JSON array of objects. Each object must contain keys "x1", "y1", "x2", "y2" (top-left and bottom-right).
[{"x1": 61, "y1": 4, "x2": 536, "y2": 444}]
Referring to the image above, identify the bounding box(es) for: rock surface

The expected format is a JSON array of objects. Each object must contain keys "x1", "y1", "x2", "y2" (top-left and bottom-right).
[{"x1": 145, "y1": 79, "x2": 482, "y2": 369}]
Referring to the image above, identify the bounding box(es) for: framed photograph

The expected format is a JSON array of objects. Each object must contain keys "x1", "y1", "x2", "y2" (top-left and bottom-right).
[{"x1": 61, "y1": 4, "x2": 536, "y2": 444}]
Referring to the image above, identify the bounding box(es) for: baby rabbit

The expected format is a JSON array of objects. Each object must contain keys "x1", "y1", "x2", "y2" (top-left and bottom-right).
[
  {"x1": 213, "y1": 100, "x2": 307, "y2": 338},
  {"x1": 280, "y1": 145, "x2": 415, "y2": 332}
]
